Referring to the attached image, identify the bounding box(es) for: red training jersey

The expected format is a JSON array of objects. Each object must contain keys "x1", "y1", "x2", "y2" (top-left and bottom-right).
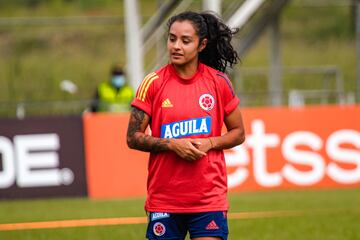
[{"x1": 131, "y1": 63, "x2": 240, "y2": 213}]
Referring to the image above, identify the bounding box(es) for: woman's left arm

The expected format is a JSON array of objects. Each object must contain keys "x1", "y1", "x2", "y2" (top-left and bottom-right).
[{"x1": 212, "y1": 106, "x2": 245, "y2": 149}]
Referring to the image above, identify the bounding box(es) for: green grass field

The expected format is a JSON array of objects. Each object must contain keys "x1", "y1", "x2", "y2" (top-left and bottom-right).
[{"x1": 0, "y1": 188, "x2": 359, "y2": 240}]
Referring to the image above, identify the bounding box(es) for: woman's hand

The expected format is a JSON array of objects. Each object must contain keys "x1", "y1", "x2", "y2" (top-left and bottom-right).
[
  {"x1": 170, "y1": 138, "x2": 207, "y2": 162},
  {"x1": 190, "y1": 138, "x2": 213, "y2": 153}
]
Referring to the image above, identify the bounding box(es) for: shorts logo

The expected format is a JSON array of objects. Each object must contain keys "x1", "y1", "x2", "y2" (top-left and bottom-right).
[
  {"x1": 153, "y1": 222, "x2": 166, "y2": 236},
  {"x1": 161, "y1": 117, "x2": 212, "y2": 138},
  {"x1": 206, "y1": 220, "x2": 219, "y2": 230},
  {"x1": 199, "y1": 93, "x2": 215, "y2": 111},
  {"x1": 151, "y1": 212, "x2": 170, "y2": 221}
]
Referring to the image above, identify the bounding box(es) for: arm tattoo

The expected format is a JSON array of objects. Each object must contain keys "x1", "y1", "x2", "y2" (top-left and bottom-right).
[
  {"x1": 127, "y1": 107, "x2": 144, "y2": 137},
  {"x1": 127, "y1": 107, "x2": 170, "y2": 152}
]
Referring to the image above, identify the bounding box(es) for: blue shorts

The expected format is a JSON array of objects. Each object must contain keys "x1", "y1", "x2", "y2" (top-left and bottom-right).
[{"x1": 146, "y1": 211, "x2": 228, "y2": 240}]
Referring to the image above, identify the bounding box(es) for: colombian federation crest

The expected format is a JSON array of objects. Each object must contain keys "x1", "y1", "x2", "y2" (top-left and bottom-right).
[
  {"x1": 199, "y1": 93, "x2": 215, "y2": 111},
  {"x1": 153, "y1": 222, "x2": 166, "y2": 236}
]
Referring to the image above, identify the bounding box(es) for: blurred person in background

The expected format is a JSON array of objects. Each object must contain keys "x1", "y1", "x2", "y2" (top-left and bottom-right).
[
  {"x1": 90, "y1": 64, "x2": 134, "y2": 112},
  {"x1": 127, "y1": 11, "x2": 245, "y2": 240}
]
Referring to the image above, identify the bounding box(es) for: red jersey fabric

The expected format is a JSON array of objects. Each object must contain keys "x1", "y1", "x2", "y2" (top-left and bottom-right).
[{"x1": 131, "y1": 63, "x2": 240, "y2": 213}]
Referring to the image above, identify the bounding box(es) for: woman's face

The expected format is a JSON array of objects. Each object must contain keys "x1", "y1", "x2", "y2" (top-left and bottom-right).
[{"x1": 167, "y1": 20, "x2": 206, "y2": 67}]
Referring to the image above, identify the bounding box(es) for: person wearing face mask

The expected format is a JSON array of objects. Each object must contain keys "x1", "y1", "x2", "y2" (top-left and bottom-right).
[{"x1": 90, "y1": 64, "x2": 134, "y2": 112}]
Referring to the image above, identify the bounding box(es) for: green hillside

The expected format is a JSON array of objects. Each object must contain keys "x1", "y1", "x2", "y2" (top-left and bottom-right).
[{"x1": 0, "y1": 0, "x2": 357, "y2": 116}]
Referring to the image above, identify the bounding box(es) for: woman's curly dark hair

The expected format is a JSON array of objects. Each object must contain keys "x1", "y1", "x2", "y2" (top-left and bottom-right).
[{"x1": 167, "y1": 11, "x2": 240, "y2": 73}]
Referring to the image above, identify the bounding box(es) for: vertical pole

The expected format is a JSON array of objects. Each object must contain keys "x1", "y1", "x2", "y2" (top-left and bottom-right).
[
  {"x1": 203, "y1": 0, "x2": 222, "y2": 15},
  {"x1": 124, "y1": 0, "x2": 144, "y2": 90},
  {"x1": 268, "y1": 14, "x2": 282, "y2": 106},
  {"x1": 156, "y1": 0, "x2": 165, "y2": 65},
  {"x1": 356, "y1": 0, "x2": 360, "y2": 102}
]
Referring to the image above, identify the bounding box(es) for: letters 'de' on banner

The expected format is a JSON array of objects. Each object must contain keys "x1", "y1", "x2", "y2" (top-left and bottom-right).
[{"x1": 0, "y1": 116, "x2": 87, "y2": 199}]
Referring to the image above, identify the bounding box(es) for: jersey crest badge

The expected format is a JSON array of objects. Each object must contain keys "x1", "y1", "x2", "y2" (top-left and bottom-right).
[{"x1": 199, "y1": 93, "x2": 215, "y2": 111}]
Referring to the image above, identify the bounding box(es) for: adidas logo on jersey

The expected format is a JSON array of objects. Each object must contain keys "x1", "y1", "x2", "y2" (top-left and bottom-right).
[
  {"x1": 161, "y1": 98, "x2": 173, "y2": 107},
  {"x1": 206, "y1": 220, "x2": 219, "y2": 230}
]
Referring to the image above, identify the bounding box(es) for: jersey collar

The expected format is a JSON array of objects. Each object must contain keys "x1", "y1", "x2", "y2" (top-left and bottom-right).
[{"x1": 169, "y1": 63, "x2": 204, "y2": 84}]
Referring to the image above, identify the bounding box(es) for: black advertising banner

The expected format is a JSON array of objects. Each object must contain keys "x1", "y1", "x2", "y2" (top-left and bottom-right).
[{"x1": 0, "y1": 116, "x2": 87, "y2": 199}]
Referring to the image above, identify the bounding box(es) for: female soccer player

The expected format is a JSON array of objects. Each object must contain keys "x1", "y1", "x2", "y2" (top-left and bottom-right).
[{"x1": 127, "y1": 11, "x2": 245, "y2": 240}]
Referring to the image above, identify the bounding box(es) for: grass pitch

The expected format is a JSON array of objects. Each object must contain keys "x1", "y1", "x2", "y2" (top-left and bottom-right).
[{"x1": 0, "y1": 188, "x2": 359, "y2": 240}]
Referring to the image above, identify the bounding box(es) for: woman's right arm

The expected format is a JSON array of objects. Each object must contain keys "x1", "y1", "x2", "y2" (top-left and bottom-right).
[
  {"x1": 126, "y1": 107, "x2": 206, "y2": 161},
  {"x1": 126, "y1": 107, "x2": 170, "y2": 152}
]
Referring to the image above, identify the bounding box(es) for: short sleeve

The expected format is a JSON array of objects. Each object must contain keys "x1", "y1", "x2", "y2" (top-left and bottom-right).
[
  {"x1": 131, "y1": 72, "x2": 159, "y2": 116},
  {"x1": 216, "y1": 73, "x2": 240, "y2": 115}
]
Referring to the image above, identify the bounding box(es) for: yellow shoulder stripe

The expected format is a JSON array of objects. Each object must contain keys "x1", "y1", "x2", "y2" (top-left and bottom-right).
[
  {"x1": 136, "y1": 72, "x2": 155, "y2": 99},
  {"x1": 136, "y1": 72, "x2": 159, "y2": 101}
]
